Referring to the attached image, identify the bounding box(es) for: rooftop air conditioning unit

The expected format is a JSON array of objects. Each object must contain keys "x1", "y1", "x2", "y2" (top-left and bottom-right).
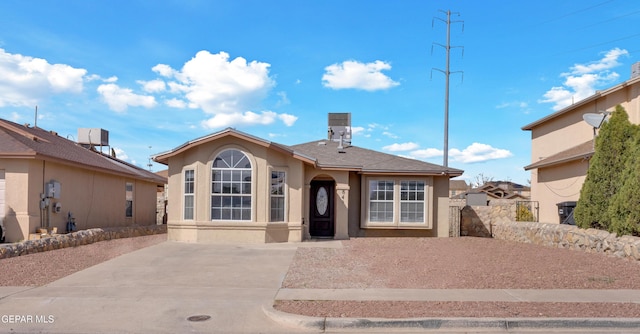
[{"x1": 77, "y1": 128, "x2": 109, "y2": 146}]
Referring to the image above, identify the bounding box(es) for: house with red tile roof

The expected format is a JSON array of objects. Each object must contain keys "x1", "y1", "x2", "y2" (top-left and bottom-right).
[
  {"x1": 0, "y1": 119, "x2": 166, "y2": 243},
  {"x1": 153, "y1": 125, "x2": 463, "y2": 243}
]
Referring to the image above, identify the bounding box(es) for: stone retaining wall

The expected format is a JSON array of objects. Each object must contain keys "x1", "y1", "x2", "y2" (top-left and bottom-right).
[
  {"x1": 0, "y1": 225, "x2": 167, "y2": 260},
  {"x1": 492, "y1": 220, "x2": 640, "y2": 261},
  {"x1": 460, "y1": 203, "x2": 516, "y2": 237}
]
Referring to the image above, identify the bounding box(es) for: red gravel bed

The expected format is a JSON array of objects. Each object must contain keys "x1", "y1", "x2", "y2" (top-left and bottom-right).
[
  {"x1": 277, "y1": 237, "x2": 640, "y2": 318},
  {"x1": 0, "y1": 234, "x2": 166, "y2": 286}
]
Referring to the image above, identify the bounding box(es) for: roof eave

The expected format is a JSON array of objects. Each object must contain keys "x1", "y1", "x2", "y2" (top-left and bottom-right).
[
  {"x1": 524, "y1": 152, "x2": 593, "y2": 171},
  {"x1": 522, "y1": 76, "x2": 640, "y2": 130}
]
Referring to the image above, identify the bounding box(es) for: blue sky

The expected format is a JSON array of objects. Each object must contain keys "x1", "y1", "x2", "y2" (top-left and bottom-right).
[{"x1": 1, "y1": 0, "x2": 639, "y2": 185}]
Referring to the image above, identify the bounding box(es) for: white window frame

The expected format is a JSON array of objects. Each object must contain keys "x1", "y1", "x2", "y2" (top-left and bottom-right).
[
  {"x1": 183, "y1": 169, "x2": 195, "y2": 220},
  {"x1": 269, "y1": 169, "x2": 287, "y2": 222},
  {"x1": 210, "y1": 149, "x2": 253, "y2": 221},
  {"x1": 361, "y1": 176, "x2": 433, "y2": 229}
]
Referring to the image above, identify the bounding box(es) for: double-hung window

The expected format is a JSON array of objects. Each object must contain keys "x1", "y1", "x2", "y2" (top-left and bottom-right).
[
  {"x1": 184, "y1": 169, "x2": 195, "y2": 220},
  {"x1": 270, "y1": 171, "x2": 286, "y2": 222},
  {"x1": 363, "y1": 177, "x2": 431, "y2": 228},
  {"x1": 211, "y1": 149, "x2": 252, "y2": 221}
]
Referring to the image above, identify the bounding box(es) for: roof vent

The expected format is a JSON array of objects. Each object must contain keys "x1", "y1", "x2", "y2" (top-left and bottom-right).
[{"x1": 633, "y1": 61, "x2": 640, "y2": 79}]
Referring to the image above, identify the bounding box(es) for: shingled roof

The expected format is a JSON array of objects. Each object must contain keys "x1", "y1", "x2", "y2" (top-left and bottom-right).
[
  {"x1": 0, "y1": 119, "x2": 166, "y2": 184},
  {"x1": 291, "y1": 140, "x2": 463, "y2": 176},
  {"x1": 154, "y1": 128, "x2": 462, "y2": 176}
]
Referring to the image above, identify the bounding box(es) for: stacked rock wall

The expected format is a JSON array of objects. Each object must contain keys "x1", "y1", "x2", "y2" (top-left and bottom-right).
[
  {"x1": 0, "y1": 225, "x2": 166, "y2": 260},
  {"x1": 492, "y1": 220, "x2": 640, "y2": 261}
]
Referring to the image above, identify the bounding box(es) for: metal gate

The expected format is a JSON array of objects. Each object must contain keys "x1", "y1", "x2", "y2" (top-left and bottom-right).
[{"x1": 516, "y1": 201, "x2": 539, "y2": 222}]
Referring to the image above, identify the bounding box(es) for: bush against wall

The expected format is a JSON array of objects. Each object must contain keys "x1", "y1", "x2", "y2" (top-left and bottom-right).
[
  {"x1": 608, "y1": 125, "x2": 640, "y2": 236},
  {"x1": 574, "y1": 105, "x2": 639, "y2": 235}
]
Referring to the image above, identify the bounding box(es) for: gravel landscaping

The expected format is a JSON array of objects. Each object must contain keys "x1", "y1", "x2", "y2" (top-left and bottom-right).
[
  {"x1": 276, "y1": 237, "x2": 640, "y2": 318},
  {"x1": 2, "y1": 234, "x2": 640, "y2": 318},
  {"x1": 0, "y1": 234, "x2": 166, "y2": 286}
]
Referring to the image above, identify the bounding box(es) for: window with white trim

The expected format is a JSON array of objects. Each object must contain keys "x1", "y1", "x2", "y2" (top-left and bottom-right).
[
  {"x1": 270, "y1": 171, "x2": 286, "y2": 222},
  {"x1": 184, "y1": 169, "x2": 195, "y2": 220},
  {"x1": 369, "y1": 180, "x2": 394, "y2": 222},
  {"x1": 211, "y1": 149, "x2": 252, "y2": 221},
  {"x1": 363, "y1": 177, "x2": 431, "y2": 228},
  {"x1": 400, "y1": 181, "x2": 425, "y2": 222}
]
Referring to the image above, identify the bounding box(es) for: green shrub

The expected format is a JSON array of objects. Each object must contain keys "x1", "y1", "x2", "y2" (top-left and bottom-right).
[{"x1": 574, "y1": 105, "x2": 636, "y2": 231}]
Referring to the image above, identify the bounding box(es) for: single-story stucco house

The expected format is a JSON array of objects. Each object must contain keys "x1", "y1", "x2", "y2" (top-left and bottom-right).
[
  {"x1": 153, "y1": 122, "x2": 463, "y2": 243},
  {"x1": 0, "y1": 119, "x2": 167, "y2": 243}
]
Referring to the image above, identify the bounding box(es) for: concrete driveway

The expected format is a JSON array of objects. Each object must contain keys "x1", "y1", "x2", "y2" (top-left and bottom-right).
[{"x1": 0, "y1": 241, "x2": 302, "y2": 333}]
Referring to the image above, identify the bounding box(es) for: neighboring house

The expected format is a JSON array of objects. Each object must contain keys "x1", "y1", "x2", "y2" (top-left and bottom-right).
[
  {"x1": 477, "y1": 181, "x2": 530, "y2": 199},
  {"x1": 522, "y1": 63, "x2": 640, "y2": 224},
  {"x1": 450, "y1": 181, "x2": 530, "y2": 206},
  {"x1": 152, "y1": 126, "x2": 463, "y2": 243},
  {"x1": 449, "y1": 179, "x2": 470, "y2": 198},
  {"x1": 0, "y1": 119, "x2": 167, "y2": 243}
]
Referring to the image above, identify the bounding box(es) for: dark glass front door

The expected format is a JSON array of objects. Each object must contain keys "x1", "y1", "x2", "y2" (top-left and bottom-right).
[{"x1": 309, "y1": 181, "x2": 334, "y2": 237}]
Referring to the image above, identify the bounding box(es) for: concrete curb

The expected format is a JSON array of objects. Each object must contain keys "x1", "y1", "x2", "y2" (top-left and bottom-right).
[{"x1": 263, "y1": 304, "x2": 640, "y2": 332}]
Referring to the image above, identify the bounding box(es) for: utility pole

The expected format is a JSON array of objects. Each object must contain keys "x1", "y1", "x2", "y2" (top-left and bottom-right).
[{"x1": 432, "y1": 10, "x2": 464, "y2": 168}]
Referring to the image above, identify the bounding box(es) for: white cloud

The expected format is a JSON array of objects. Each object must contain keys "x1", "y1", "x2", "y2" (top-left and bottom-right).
[
  {"x1": 151, "y1": 64, "x2": 175, "y2": 77},
  {"x1": 408, "y1": 143, "x2": 512, "y2": 163},
  {"x1": 147, "y1": 50, "x2": 295, "y2": 128},
  {"x1": 275, "y1": 91, "x2": 290, "y2": 107},
  {"x1": 0, "y1": 48, "x2": 86, "y2": 107},
  {"x1": 383, "y1": 142, "x2": 419, "y2": 152},
  {"x1": 201, "y1": 110, "x2": 280, "y2": 129},
  {"x1": 278, "y1": 113, "x2": 298, "y2": 126},
  {"x1": 97, "y1": 83, "x2": 157, "y2": 112},
  {"x1": 165, "y1": 98, "x2": 187, "y2": 108},
  {"x1": 351, "y1": 126, "x2": 365, "y2": 135},
  {"x1": 322, "y1": 60, "x2": 399, "y2": 91},
  {"x1": 540, "y1": 48, "x2": 628, "y2": 111},
  {"x1": 138, "y1": 79, "x2": 166, "y2": 93},
  {"x1": 382, "y1": 131, "x2": 398, "y2": 139},
  {"x1": 449, "y1": 143, "x2": 513, "y2": 163}
]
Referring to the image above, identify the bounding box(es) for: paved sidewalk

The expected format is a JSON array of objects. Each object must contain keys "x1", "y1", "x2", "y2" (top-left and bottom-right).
[{"x1": 276, "y1": 288, "x2": 640, "y2": 303}]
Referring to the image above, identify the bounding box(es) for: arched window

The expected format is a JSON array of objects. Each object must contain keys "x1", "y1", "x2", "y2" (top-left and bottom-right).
[{"x1": 211, "y1": 149, "x2": 252, "y2": 221}]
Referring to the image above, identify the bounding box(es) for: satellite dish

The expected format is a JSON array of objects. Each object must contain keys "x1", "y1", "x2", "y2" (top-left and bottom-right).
[{"x1": 583, "y1": 113, "x2": 607, "y2": 129}]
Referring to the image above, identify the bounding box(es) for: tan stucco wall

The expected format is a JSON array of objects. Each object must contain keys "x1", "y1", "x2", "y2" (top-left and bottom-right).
[
  {"x1": 165, "y1": 136, "x2": 304, "y2": 243},
  {"x1": 0, "y1": 159, "x2": 159, "y2": 242},
  {"x1": 532, "y1": 160, "x2": 588, "y2": 224},
  {"x1": 528, "y1": 80, "x2": 640, "y2": 225}
]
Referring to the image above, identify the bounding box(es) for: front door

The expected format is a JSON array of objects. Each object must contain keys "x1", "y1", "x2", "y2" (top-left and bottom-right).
[{"x1": 309, "y1": 180, "x2": 334, "y2": 237}]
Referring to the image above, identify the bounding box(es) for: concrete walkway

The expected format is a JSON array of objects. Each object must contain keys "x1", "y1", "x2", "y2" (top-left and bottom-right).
[
  {"x1": 1, "y1": 240, "x2": 639, "y2": 333},
  {"x1": 276, "y1": 288, "x2": 640, "y2": 303},
  {"x1": 0, "y1": 241, "x2": 300, "y2": 333}
]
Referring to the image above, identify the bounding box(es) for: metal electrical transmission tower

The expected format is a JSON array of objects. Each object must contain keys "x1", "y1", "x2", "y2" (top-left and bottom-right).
[{"x1": 432, "y1": 10, "x2": 464, "y2": 168}]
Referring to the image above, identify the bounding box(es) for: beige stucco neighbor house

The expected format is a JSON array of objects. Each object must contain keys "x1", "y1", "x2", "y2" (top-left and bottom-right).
[
  {"x1": 0, "y1": 119, "x2": 167, "y2": 243},
  {"x1": 153, "y1": 127, "x2": 463, "y2": 243},
  {"x1": 522, "y1": 68, "x2": 640, "y2": 224}
]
